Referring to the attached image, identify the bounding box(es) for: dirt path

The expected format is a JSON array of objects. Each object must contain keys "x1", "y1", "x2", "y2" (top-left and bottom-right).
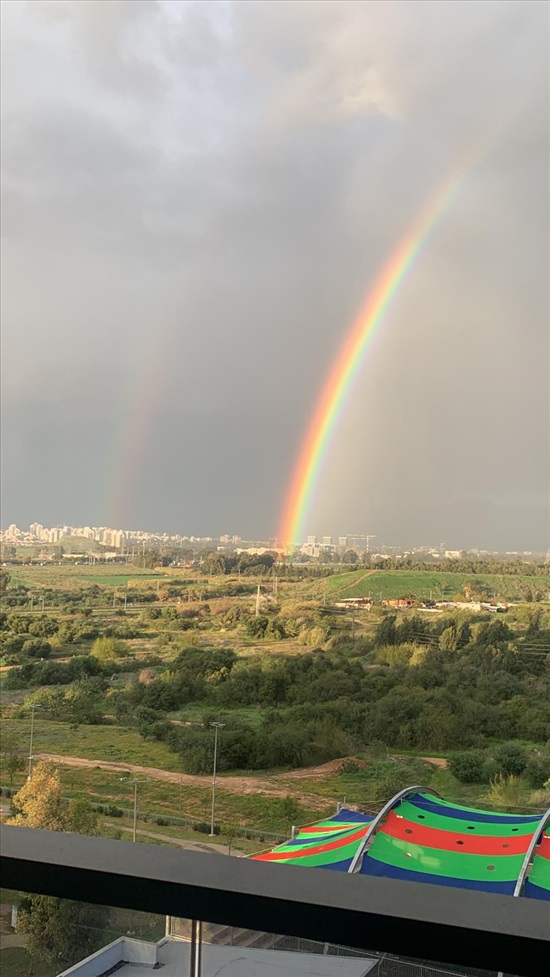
[
  {"x1": 392, "y1": 755, "x2": 448, "y2": 769},
  {"x1": 337, "y1": 569, "x2": 378, "y2": 595},
  {"x1": 33, "y1": 753, "x2": 331, "y2": 805},
  {"x1": 104, "y1": 822, "x2": 231, "y2": 854}
]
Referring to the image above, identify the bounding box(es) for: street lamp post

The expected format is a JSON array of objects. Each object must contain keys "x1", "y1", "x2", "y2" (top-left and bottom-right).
[
  {"x1": 209, "y1": 722, "x2": 225, "y2": 837},
  {"x1": 119, "y1": 777, "x2": 150, "y2": 843},
  {"x1": 28, "y1": 705, "x2": 37, "y2": 780},
  {"x1": 117, "y1": 776, "x2": 150, "y2": 936}
]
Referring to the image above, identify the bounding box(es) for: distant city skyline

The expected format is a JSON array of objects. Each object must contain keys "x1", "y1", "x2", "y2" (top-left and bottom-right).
[{"x1": 1, "y1": 519, "x2": 547, "y2": 558}]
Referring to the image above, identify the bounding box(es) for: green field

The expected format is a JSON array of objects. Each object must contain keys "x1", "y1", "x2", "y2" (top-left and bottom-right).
[
  {"x1": 318, "y1": 569, "x2": 550, "y2": 601},
  {"x1": 1, "y1": 719, "x2": 181, "y2": 771},
  {"x1": 6, "y1": 565, "x2": 175, "y2": 588},
  {"x1": 1, "y1": 761, "x2": 330, "y2": 833},
  {"x1": 79, "y1": 574, "x2": 167, "y2": 585}
]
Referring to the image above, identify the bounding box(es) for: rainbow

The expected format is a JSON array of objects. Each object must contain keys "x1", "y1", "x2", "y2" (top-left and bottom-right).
[{"x1": 278, "y1": 167, "x2": 474, "y2": 548}]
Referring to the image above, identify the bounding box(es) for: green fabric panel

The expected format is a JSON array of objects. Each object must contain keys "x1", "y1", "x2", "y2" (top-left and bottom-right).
[
  {"x1": 529, "y1": 856, "x2": 550, "y2": 891},
  {"x1": 417, "y1": 793, "x2": 538, "y2": 821},
  {"x1": 280, "y1": 838, "x2": 362, "y2": 867},
  {"x1": 396, "y1": 801, "x2": 537, "y2": 837},
  {"x1": 273, "y1": 825, "x2": 362, "y2": 854},
  {"x1": 298, "y1": 822, "x2": 360, "y2": 839},
  {"x1": 367, "y1": 831, "x2": 523, "y2": 882}
]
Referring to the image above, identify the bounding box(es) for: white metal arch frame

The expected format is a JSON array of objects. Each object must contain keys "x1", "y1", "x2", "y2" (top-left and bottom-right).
[
  {"x1": 513, "y1": 805, "x2": 550, "y2": 898},
  {"x1": 348, "y1": 785, "x2": 442, "y2": 874}
]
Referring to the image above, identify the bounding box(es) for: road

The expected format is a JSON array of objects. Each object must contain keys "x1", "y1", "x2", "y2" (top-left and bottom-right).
[{"x1": 104, "y1": 822, "x2": 232, "y2": 854}]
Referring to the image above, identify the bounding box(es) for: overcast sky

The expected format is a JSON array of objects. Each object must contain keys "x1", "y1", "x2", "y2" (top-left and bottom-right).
[{"x1": 1, "y1": 0, "x2": 549, "y2": 549}]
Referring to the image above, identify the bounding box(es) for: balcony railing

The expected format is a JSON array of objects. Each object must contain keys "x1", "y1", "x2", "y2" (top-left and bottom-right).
[{"x1": 1, "y1": 825, "x2": 548, "y2": 977}]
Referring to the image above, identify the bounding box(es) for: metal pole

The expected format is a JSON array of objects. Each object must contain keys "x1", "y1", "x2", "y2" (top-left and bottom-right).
[
  {"x1": 189, "y1": 920, "x2": 197, "y2": 977},
  {"x1": 133, "y1": 780, "x2": 138, "y2": 843},
  {"x1": 210, "y1": 726, "x2": 218, "y2": 837},
  {"x1": 28, "y1": 707, "x2": 36, "y2": 780},
  {"x1": 195, "y1": 920, "x2": 202, "y2": 977}
]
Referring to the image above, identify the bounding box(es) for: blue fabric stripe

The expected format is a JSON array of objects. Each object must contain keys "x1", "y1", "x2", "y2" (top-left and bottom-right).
[
  {"x1": 524, "y1": 880, "x2": 550, "y2": 901},
  {"x1": 408, "y1": 794, "x2": 539, "y2": 825},
  {"x1": 318, "y1": 859, "x2": 353, "y2": 871},
  {"x1": 359, "y1": 855, "x2": 516, "y2": 894},
  {"x1": 332, "y1": 809, "x2": 373, "y2": 824},
  {"x1": 284, "y1": 829, "x2": 361, "y2": 849}
]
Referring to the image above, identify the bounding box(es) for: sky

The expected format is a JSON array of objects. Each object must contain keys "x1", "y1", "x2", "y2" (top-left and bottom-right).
[{"x1": 1, "y1": 0, "x2": 549, "y2": 550}]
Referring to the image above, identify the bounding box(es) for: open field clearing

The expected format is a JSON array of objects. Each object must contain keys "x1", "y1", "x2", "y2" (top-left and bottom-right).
[
  {"x1": 313, "y1": 569, "x2": 550, "y2": 601},
  {"x1": 0, "y1": 719, "x2": 182, "y2": 770}
]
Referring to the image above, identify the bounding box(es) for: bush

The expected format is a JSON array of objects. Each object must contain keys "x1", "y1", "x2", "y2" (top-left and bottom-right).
[
  {"x1": 103, "y1": 804, "x2": 123, "y2": 818},
  {"x1": 490, "y1": 743, "x2": 528, "y2": 777},
  {"x1": 156, "y1": 817, "x2": 169, "y2": 826},
  {"x1": 448, "y1": 751, "x2": 487, "y2": 784},
  {"x1": 193, "y1": 821, "x2": 220, "y2": 835},
  {"x1": 525, "y1": 754, "x2": 550, "y2": 789}
]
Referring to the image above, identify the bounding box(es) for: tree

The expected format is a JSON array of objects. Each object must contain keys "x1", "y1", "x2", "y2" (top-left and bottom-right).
[
  {"x1": 0, "y1": 729, "x2": 25, "y2": 783},
  {"x1": 9, "y1": 762, "x2": 66, "y2": 830},
  {"x1": 342, "y1": 550, "x2": 359, "y2": 565},
  {"x1": 281, "y1": 794, "x2": 301, "y2": 830},
  {"x1": 223, "y1": 821, "x2": 239, "y2": 856},
  {"x1": 10, "y1": 762, "x2": 108, "y2": 969},
  {"x1": 18, "y1": 895, "x2": 109, "y2": 969}
]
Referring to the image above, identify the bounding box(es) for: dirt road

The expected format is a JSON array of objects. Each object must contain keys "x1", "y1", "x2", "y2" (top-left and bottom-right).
[
  {"x1": 103, "y1": 822, "x2": 232, "y2": 854},
  {"x1": 33, "y1": 752, "x2": 446, "y2": 805},
  {"x1": 33, "y1": 753, "x2": 331, "y2": 805}
]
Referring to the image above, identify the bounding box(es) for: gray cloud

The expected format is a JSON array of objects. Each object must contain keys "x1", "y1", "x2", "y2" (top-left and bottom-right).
[{"x1": 1, "y1": 0, "x2": 548, "y2": 547}]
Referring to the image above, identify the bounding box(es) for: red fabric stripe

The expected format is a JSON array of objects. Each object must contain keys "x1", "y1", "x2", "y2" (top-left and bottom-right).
[
  {"x1": 253, "y1": 825, "x2": 368, "y2": 861},
  {"x1": 301, "y1": 823, "x2": 360, "y2": 833},
  {"x1": 537, "y1": 833, "x2": 550, "y2": 861},
  {"x1": 381, "y1": 810, "x2": 530, "y2": 857}
]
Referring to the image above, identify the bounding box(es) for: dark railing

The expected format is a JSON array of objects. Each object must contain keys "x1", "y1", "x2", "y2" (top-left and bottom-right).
[{"x1": 1, "y1": 825, "x2": 547, "y2": 977}]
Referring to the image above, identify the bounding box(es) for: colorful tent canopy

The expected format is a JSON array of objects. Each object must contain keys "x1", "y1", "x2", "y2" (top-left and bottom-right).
[
  {"x1": 253, "y1": 809, "x2": 373, "y2": 871},
  {"x1": 523, "y1": 830, "x2": 550, "y2": 901},
  {"x1": 359, "y1": 792, "x2": 540, "y2": 896},
  {"x1": 253, "y1": 792, "x2": 549, "y2": 900}
]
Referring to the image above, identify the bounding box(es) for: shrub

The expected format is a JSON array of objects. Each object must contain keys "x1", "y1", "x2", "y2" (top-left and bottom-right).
[
  {"x1": 448, "y1": 751, "x2": 487, "y2": 784},
  {"x1": 525, "y1": 754, "x2": 550, "y2": 789},
  {"x1": 490, "y1": 743, "x2": 528, "y2": 777},
  {"x1": 103, "y1": 804, "x2": 123, "y2": 818},
  {"x1": 156, "y1": 817, "x2": 169, "y2": 826},
  {"x1": 193, "y1": 821, "x2": 220, "y2": 835}
]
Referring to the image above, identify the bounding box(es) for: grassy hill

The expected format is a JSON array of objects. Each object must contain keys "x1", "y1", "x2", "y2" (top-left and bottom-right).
[{"x1": 314, "y1": 569, "x2": 550, "y2": 602}]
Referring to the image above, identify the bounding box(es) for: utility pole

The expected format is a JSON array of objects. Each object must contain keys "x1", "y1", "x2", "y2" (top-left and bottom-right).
[
  {"x1": 28, "y1": 705, "x2": 37, "y2": 780},
  {"x1": 351, "y1": 607, "x2": 356, "y2": 643},
  {"x1": 209, "y1": 722, "x2": 225, "y2": 836},
  {"x1": 119, "y1": 777, "x2": 150, "y2": 843},
  {"x1": 255, "y1": 585, "x2": 261, "y2": 617}
]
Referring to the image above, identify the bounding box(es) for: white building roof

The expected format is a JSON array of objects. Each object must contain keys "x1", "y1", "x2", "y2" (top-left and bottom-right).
[{"x1": 57, "y1": 936, "x2": 377, "y2": 977}]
